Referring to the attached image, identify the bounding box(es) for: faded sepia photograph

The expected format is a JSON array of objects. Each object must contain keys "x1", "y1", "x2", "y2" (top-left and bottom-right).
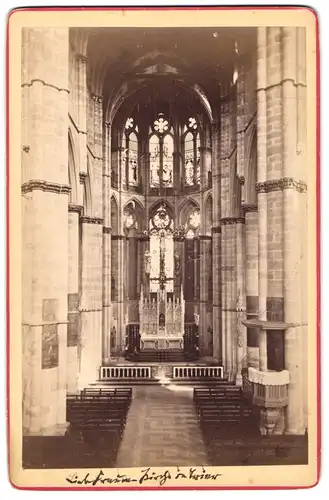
[{"x1": 8, "y1": 7, "x2": 319, "y2": 490}]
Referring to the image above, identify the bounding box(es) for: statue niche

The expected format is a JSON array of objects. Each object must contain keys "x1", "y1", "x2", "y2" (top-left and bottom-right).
[{"x1": 159, "y1": 313, "x2": 165, "y2": 328}]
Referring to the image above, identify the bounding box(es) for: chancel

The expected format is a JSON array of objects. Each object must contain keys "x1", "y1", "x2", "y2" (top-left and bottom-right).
[{"x1": 21, "y1": 25, "x2": 308, "y2": 469}]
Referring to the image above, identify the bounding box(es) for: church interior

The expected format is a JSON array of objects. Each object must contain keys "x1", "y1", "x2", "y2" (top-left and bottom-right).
[{"x1": 21, "y1": 26, "x2": 308, "y2": 468}]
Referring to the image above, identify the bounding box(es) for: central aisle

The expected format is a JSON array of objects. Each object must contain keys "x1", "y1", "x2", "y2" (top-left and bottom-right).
[{"x1": 115, "y1": 385, "x2": 209, "y2": 467}]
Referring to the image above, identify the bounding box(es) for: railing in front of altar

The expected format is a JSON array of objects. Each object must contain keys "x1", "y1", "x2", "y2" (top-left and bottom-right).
[
  {"x1": 100, "y1": 366, "x2": 152, "y2": 380},
  {"x1": 172, "y1": 366, "x2": 224, "y2": 379}
]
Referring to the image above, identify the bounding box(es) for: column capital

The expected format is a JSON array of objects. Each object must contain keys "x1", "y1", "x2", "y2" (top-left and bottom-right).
[
  {"x1": 242, "y1": 202, "x2": 258, "y2": 214},
  {"x1": 256, "y1": 178, "x2": 307, "y2": 194},
  {"x1": 79, "y1": 171, "x2": 88, "y2": 184},
  {"x1": 68, "y1": 203, "x2": 84, "y2": 215},
  {"x1": 80, "y1": 216, "x2": 103, "y2": 225},
  {"x1": 76, "y1": 53, "x2": 88, "y2": 64},
  {"x1": 21, "y1": 180, "x2": 71, "y2": 196},
  {"x1": 199, "y1": 146, "x2": 212, "y2": 154}
]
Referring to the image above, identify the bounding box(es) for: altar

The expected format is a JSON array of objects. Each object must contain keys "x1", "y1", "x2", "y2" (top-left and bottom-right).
[{"x1": 139, "y1": 285, "x2": 185, "y2": 350}]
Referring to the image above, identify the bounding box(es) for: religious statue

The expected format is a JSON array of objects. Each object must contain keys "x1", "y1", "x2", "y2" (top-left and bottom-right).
[
  {"x1": 110, "y1": 326, "x2": 116, "y2": 349},
  {"x1": 162, "y1": 163, "x2": 173, "y2": 185},
  {"x1": 174, "y1": 249, "x2": 180, "y2": 277},
  {"x1": 159, "y1": 313, "x2": 165, "y2": 328},
  {"x1": 144, "y1": 250, "x2": 151, "y2": 274}
]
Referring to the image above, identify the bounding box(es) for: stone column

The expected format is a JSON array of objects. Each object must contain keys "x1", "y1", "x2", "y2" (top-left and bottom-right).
[
  {"x1": 102, "y1": 123, "x2": 111, "y2": 363},
  {"x1": 67, "y1": 205, "x2": 82, "y2": 393},
  {"x1": 256, "y1": 27, "x2": 268, "y2": 374},
  {"x1": 199, "y1": 146, "x2": 212, "y2": 356},
  {"x1": 235, "y1": 217, "x2": 247, "y2": 385},
  {"x1": 78, "y1": 217, "x2": 103, "y2": 388},
  {"x1": 117, "y1": 235, "x2": 126, "y2": 354},
  {"x1": 220, "y1": 83, "x2": 238, "y2": 381},
  {"x1": 211, "y1": 120, "x2": 221, "y2": 363},
  {"x1": 255, "y1": 27, "x2": 307, "y2": 434},
  {"x1": 21, "y1": 28, "x2": 69, "y2": 435},
  {"x1": 199, "y1": 236, "x2": 212, "y2": 356},
  {"x1": 76, "y1": 54, "x2": 87, "y2": 176},
  {"x1": 297, "y1": 27, "x2": 308, "y2": 433},
  {"x1": 243, "y1": 205, "x2": 259, "y2": 368},
  {"x1": 281, "y1": 28, "x2": 306, "y2": 435}
]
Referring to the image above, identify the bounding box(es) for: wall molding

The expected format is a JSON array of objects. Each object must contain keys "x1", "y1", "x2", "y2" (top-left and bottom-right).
[
  {"x1": 80, "y1": 216, "x2": 103, "y2": 225},
  {"x1": 256, "y1": 178, "x2": 307, "y2": 194},
  {"x1": 21, "y1": 78, "x2": 70, "y2": 94},
  {"x1": 221, "y1": 217, "x2": 245, "y2": 225},
  {"x1": 68, "y1": 203, "x2": 84, "y2": 215},
  {"x1": 21, "y1": 180, "x2": 71, "y2": 195},
  {"x1": 257, "y1": 78, "x2": 306, "y2": 94},
  {"x1": 103, "y1": 226, "x2": 112, "y2": 234},
  {"x1": 111, "y1": 235, "x2": 125, "y2": 241},
  {"x1": 212, "y1": 226, "x2": 221, "y2": 234}
]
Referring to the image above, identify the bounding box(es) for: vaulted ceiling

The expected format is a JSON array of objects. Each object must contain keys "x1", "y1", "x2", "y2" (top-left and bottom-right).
[{"x1": 74, "y1": 27, "x2": 256, "y2": 122}]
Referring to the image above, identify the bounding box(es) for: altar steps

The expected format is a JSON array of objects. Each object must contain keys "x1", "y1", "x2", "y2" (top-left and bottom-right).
[
  {"x1": 94, "y1": 377, "x2": 236, "y2": 388},
  {"x1": 135, "y1": 349, "x2": 187, "y2": 363}
]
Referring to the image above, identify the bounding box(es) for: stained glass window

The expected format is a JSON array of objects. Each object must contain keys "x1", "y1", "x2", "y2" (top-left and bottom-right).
[
  {"x1": 149, "y1": 114, "x2": 174, "y2": 189},
  {"x1": 122, "y1": 118, "x2": 139, "y2": 188},
  {"x1": 184, "y1": 118, "x2": 200, "y2": 187},
  {"x1": 162, "y1": 135, "x2": 173, "y2": 187},
  {"x1": 185, "y1": 208, "x2": 201, "y2": 239},
  {"x1": 149, "y1": 205, "x2": 174, "y2": 293},
  {"x1": 128, "y1": 132, "x2": 138, "y2": 186},
  {"x1": 184, "y1": 132, "x2": 194, "y2": 186},
  {"x1": 150, "y1": 134, "x2": 160, "y2": 187},
  {"x1": 189, "y1": 209, "x2": 201, "y2": 229}
]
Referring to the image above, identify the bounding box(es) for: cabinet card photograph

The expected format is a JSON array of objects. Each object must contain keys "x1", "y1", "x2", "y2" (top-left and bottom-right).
[{"x1": 7, "y1": 6, "x2": 320, "y2": 490}]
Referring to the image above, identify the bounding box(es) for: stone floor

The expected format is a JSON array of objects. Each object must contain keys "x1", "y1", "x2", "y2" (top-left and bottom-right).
[{"x1": 115, "y1": 384, "x2": 209, "y2": 467}]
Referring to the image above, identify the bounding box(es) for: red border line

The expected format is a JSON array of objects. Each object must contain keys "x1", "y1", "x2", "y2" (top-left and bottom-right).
[{"x1": 6, "y1": 5, "x2": 320, "y2": 491}]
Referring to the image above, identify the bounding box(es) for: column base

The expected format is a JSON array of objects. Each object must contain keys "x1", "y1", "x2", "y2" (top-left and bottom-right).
[
  {"x1": 24, "y1": 422, "x2": 69, "y2": 437},
  {"x1": 285, "y1": 428, "x2": 307, "y2": 436},
  {"x1": 235, "y1": 373, "x2": 243, "y2": 387}
]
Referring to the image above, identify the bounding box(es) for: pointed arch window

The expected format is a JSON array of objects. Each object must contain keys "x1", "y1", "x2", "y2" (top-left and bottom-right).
[
  {"x1": 184, "y1": 117, "x2": 201, "y2": 187},
  {"x1": 149, "y1": 114, "x2": 174, "y2": 189},
  {"x1": 121, "y1": 118, "x2": 139, "y2": 189}
]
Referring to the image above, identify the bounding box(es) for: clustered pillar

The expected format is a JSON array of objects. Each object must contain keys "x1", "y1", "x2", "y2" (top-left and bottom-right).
[
  {"x1": 21, "y1": 28, "x2": 70, "y2": 435},
  {"x1": 253, "y1": 27, "x2": 307, "y2": 435}
]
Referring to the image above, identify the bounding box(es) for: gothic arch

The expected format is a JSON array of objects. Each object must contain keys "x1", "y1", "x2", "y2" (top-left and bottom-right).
[
  {"x1": 148, "y1": 199, "x2": 174, "y2": 220},
  {"x1": 111, "y1": 195, "x2": 119, "y2": 234},
  {"x1": 123, "y1": 197, "x2": 146, "y2": 232},
  {"x1": 179, "y1": 198, "x2": 200, "y2": 226}
]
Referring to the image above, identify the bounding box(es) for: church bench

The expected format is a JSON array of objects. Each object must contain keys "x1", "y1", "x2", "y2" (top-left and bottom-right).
[
  {"x1": 67, "y1": 396, "x2": 131, "y2": 407},
  {"x1": 67, "y1": 404, "x2": 129, "y2": 423},
  {"x1": 82, "y1": 387, "x2": 132, "y2": 398},
  {"x1": 193, "y1": 388, "x2": 241, "y2": 398}
]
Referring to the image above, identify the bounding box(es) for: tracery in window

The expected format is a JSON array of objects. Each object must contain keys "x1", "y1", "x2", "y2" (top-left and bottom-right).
[
  {"x1": 121, "y1": 118, "x2": 139, "y2": 188},
  {"x1": 153, "y1": 113, "x2": 169, "y2": 134},
  {"x1": 185, "y1": 208, "x2": 201, "y2": 239},
  {"x1": 149, "y1": 205, "x2": 174, "y2": 293},
  {"x1": 184, "y1": 118, "x2": 200, "y2": 187}
]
